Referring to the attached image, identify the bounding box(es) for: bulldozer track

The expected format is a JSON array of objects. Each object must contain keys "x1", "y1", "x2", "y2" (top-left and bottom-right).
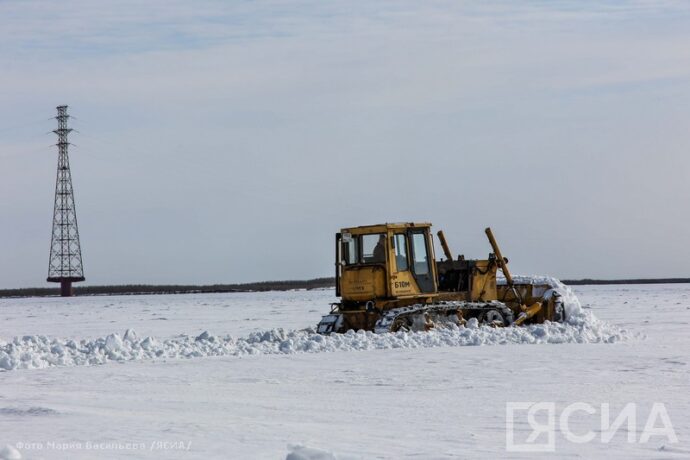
[{"x1": 374, "y1": 301, "x2": 515, "y2": 333}]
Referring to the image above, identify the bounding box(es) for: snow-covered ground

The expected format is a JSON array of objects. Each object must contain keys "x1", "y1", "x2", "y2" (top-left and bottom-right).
[{"x1": 0, "y1": 284, "x2": 688, "y2": 459}]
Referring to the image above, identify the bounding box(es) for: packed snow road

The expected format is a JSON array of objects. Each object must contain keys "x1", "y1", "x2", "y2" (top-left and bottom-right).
[{"x1": 0, "y1": 284, "x2": 688, "y2": 459}]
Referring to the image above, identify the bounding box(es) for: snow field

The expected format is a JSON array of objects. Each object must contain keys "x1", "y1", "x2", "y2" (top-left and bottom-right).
[{"x1": 0, "y1": 283, "x2": 687, "y2": 459}]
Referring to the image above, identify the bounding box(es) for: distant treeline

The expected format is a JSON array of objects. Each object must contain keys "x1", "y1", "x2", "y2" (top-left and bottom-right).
[
  {"x1": 561, "y1": 278, "x2": 690, "y2": 286},
  {"x1": 0, "y1": 277, "x2": 335, "y2": 298},
  {"x1": 1, "y1": 277, "x2": 688, "y2": 299}
]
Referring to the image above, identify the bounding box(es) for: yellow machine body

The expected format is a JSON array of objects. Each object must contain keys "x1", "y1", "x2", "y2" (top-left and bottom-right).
[{"x1": 324, "y1": 222, "x2": 565, "y2": 333}]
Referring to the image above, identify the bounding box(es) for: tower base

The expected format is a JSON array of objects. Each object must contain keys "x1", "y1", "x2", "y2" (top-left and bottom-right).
[
  {"x1": 47, "y1": 276, "x2": 84, "y2": 297},
  {"x1": 60, "y1": 281, "x2": 73, "y2": 297}
]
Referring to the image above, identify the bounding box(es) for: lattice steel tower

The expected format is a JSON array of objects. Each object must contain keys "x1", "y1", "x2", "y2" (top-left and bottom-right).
[{"x1": 47, "y1": 105, "x2": 85, "y2": 296}]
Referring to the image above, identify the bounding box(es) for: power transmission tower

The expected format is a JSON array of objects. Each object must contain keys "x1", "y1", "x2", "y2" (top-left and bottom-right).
[{"x1": 47, "y1": 105, "x2": 85, "y2": 296}]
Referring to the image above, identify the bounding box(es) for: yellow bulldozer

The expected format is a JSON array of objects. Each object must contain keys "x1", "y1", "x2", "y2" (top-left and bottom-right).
[{"x1": 317, "y1": 222, "x2": 567, "y2": 334}]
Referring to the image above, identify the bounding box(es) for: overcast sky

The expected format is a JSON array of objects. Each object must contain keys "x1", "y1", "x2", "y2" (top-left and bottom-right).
[{"x1": 1, "y1": 0, "x2": 689, "y2": 288}]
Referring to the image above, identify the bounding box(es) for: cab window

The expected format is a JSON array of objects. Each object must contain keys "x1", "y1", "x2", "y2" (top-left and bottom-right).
[
  {"x1": 394, "y1": 233, "x2": 408, "y2": 271},
  {"x1": 411, "y1": 232, "x2": 430, "y2": 275},
  {"x1": 342, "y1": 236, "x2": 358, "y2": 265},
  {"x1": 362, "y1": 233, "x2": 386, "y2": 263}
]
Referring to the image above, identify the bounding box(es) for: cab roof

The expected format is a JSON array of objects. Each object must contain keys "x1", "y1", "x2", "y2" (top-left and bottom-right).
[{"x1": 340, "y1": 222, "x2": 432, "y2": 234}]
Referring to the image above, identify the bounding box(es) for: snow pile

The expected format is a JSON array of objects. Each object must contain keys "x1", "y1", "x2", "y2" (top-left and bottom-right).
[
  {"x1": 0, "y1": 277, "x2": 632, "y2": 371},
  {"x1": 0, "y1": 445, "x2": 21, "y2": 460},
  {"x1": 286, "y1": 444, "x2": 359, "y2": 460},
  {"x1": 498, "y1": 274, "x2": 585, "y2": 318},
  {"x1": 0, "y1": 318, "x2": 629, "y2": 372},
  {"x1": 286, "y1": 445, "x2": 337, "y2": 460}
]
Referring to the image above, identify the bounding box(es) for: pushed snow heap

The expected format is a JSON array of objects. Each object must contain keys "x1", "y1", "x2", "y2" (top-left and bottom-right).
[
  {"x1": 497, "y1": 274, "x2": 583, "y2": 318},
  {"x1": 0, "y1": 282, "x2": 630, "y2": 372}
]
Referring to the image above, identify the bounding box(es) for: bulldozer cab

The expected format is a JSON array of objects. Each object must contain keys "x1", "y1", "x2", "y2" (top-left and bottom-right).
[{"x1": 336, "y1": 223, "x2": 437, "y2": 308}]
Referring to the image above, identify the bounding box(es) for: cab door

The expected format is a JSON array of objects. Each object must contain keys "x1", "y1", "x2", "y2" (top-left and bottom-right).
[
  {"x1": 390, "y1": 232, "x2": 416, "y2": 296},
  {"x1": 408, "y1": 229, "x2": 435, "y2": 293}
]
